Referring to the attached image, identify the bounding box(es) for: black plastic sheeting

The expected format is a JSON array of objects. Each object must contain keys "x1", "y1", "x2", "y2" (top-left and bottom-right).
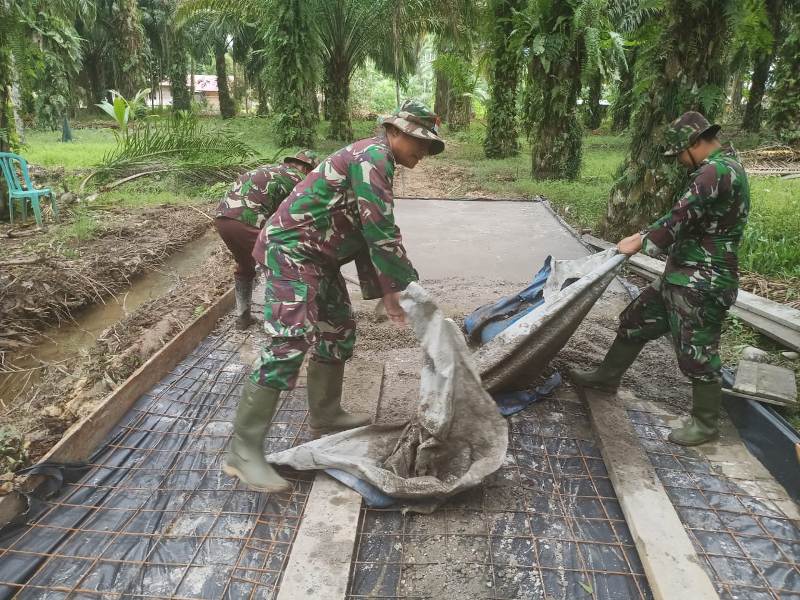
[
  {"x1": 0, "y1": 331, "x2": 314, "y2": 599},
  {"x1": 347, "y1": 394, "x2": 654, "y2": 600},
  {"x1": 721, "y1": 370, "x2": 800, "y2": 503},
  {"x1": 629, "y1": 406, "x2": 800, "y2": 598}
]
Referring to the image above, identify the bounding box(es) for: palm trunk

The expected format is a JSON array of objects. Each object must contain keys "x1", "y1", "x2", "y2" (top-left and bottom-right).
[
  {"x1": 611, "y1": 49, "x2": 637, "y2": 132},
  {"x1": 110, "y1": 0, "x2": 146, "y2": 98},
  {"x1": 531, "y1": 62, "x2": 583, "y2": 180},
  {"x1": 603, "y1": 0, "x2": 733, "y2": 238},
  {"x1": 741, "y1": 54, "x2": 771, "y2": 132},
  {"x1": 215, "y1": 41, "x2": 236, "y2": 119},
  {"x1": 326, "y1": 59, "x2": 352, "y2": 141},
  {"x1": 483, "y1": 0, "x2": 523, "y2": 158},
  {"x1": 169, "y1": 35, "x2": 191, "y2": 112},
  {"x1": 256, "y1": 74, "x2": 269, "y2": 116},
  {"x1": 584, "y1": 72, "x2": 603, "y2": 130},
  {"x1": 768, "y1": 14, "x2": 800, "y2": 144},
  {"x1": 729, "y1": 71, "x2": 743, "y2": 118}
]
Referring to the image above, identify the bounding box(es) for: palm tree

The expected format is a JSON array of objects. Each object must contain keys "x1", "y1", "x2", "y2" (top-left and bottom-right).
[
  {"x1": 484, "y1": 0, "x2": 524, "y2": 158},
  {"x1": 768, "y1": 12, "x2": 800, "y2": 143},
  {"x1": 741, "y1": 0, "x2": 784, "y2": 132},
  {"x1": 603, "y1": 0, "x2": 736, "y2": 238},
  {"x1": 517, "y1": 0, "x2": 626, "y2": 180}
]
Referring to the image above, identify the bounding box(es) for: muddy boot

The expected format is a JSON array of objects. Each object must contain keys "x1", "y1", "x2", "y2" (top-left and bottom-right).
[
  {"x1": 568, "y1": 335, "x2": 646, "y2": 393},
  {"x1": 223, "y1": 379, "x2": 290, "y2": 492},
  {"x1": 234, "y1": 279, "x2": 256, "y2": 330},
  {"x1": 307, "y1": 359, "x2": 371, "y2": 437},
  {"x1": 668, "y1": 380, "x2": 721, "y2": 446}
]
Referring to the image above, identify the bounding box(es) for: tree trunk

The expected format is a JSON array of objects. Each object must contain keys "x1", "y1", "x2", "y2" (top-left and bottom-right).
[
  {"x1": 610, "y1": 48, "x2": 637, "y2": 132},
  {"x1": 768, "y1": 15, "x2": 800, "y2": 144},
  {"x1": 584, "y1": 72, "x2": 603, "y2": 130},
  {"x1": 741, "y1": 54, "x2": 771, "y2": 132},
  {"x1": 326, "y1": 59, "x2": 352, "y2": 141},
  {"x1": 530, "y1": 63, "x2": 583, "y2": 180},
  {"x1": 215, "y1": 41, "x2": 236, "y2": 119},
  {"x1": 190, "y1": 56, "x2": 195, "y2": 99},
  {"x1": 434, "y1": 71, "x2": 451, "y2": 123},
  {"x1": 256, "y1": 74, "x2": 269, "y2": 116},
  {"x1": 109, "y1": 0, "x2": 147, "y2": 98},
  {"x1": 602, "y1": 0, "x2": 734, "y2": 239},
  {"x1": 8, "y1": 52, "x2": 24, "y2": 144},
  {"x1": 448, "y1": 95, "x2": 471, "y2": 131},
  {"x1": 169, "y1": 35, "x2": 191, "y2": 112},
  {"x1": 267, "y1": 0, "x2": 316, "y2": 146},
  {"x1": 483, "y1": 0, "x2": 523, "y2": 158},
  {"x1": 729, "y1": 70, "x2": 743, "y2": 118}
]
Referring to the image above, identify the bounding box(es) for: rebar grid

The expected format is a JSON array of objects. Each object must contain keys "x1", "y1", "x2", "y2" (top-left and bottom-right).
[
  {"x1": 346, "y1": 395, "x2": 653, "y2": 600},
  {"x1": 0, "y1": 322, "x2": 314, "y2": 600},
  {"x1": 629, "y1": 408, "x2": 800, "y2": 599}
]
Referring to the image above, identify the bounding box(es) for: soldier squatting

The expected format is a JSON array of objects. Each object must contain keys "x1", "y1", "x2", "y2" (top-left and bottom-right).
[{"x1": 212, "y1": 102, "x2": 749, "y2": 492}]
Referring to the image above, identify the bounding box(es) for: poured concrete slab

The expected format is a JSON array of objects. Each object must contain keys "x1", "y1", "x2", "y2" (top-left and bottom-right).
[{"x1": 394, "y1": 199, "x2": 588, "y2": 282}]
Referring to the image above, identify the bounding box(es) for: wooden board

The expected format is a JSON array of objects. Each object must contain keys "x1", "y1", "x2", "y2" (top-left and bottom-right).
[
  {"x1": 584, "y1": 388, "x2": 720, "y2": 600},
  {"x1": 732, "y1": 360, "x2": 798, "y2": 406},
  {"x1": 0, "y1": 288, "x2": 235, "y2": 527},
  {"x1": 582, "y1": 234, "x2": 800, "y2": 351},
  {"x1": 276, "y1": 362, "x2": 383, "y2": 600}
]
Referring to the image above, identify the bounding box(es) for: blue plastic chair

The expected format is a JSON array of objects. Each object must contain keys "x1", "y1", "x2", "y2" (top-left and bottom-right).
[{"x1": 0, "y1": 152, "x2": 58, "y2": 227}]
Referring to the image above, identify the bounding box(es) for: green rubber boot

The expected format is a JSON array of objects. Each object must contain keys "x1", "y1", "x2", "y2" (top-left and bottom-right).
[
  {"x1": 568, "y1": 335, "x2": 646, "y2": 393},
  {"x1": 223, "y1": 379, "x2": 290, "y2": 492},
  {"x1": 668, "y1": 380, "x2": 721, "y2": 446},
  {"x1": 307, "y1": 359, "x2": 371, "y2": 437}
]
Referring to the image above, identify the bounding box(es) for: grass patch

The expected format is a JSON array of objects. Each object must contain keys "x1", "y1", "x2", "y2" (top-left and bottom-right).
[{"x1": 53, "y1": 210, "x2": 99, "y2": 244}]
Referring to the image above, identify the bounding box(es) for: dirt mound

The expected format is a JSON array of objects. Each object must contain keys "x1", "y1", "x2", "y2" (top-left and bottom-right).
[
  {"x1": 0, "y1": 242, "x2": 232, "y2": 472},
  {"x1": 0, "y1": 203, "x2": 214, "y2": 353}
]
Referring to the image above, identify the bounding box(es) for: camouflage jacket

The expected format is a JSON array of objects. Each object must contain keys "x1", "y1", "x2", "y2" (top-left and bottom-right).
[
  {"x1": 216, "y1": 163, "x2": 305, "y2": 228},
  {"x1": 253, "y1": 137, "x2": 418, "y2": 299},
  {"x1": 642, "y1": 145, "x2": 750, "y2": 293}
]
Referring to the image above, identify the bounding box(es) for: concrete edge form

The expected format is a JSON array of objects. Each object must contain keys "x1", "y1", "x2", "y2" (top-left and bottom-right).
[
  {"x1": 276, "y1": 362, "x2": 384, "y2": 600},
  {"x1": 582, "y1": 234, "x2": 800, "y2": 351},
  {"x1": 0, "y1": 287, "x2": 235, "y2": 527},
  {"x1": 583, "y1": 388, "x2": 721, "y2": 600}
]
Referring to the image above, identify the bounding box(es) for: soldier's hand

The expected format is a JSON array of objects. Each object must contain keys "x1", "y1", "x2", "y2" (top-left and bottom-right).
[
  {"x1": 382, "y1": 292, "x2": 407, "y2": 327},
  {"x1": 617, "y1": 233, "x2": 643, "y2": 256}
]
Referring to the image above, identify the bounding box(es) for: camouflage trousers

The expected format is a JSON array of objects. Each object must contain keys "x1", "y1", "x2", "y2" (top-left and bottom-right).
[
  {"x1": 617, "y1": 279, "x2": 735, "y2": 383},
  {"x1": 250, "y1": 264, "x2": 356, "y2": 390}
]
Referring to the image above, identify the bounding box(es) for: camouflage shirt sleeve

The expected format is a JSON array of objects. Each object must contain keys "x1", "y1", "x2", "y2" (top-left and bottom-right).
[
  {"x1": 641, "y1": 163, "x2": 721, "y2": 257},
  {"x1": 349, "y1": 146, "x2": 418, "y2": 296}
]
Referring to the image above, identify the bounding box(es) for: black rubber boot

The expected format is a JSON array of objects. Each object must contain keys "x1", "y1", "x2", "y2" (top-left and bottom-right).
[
  {"x1": 223, "y1": 379, "x2": 290, "y2": 492},
  {"x1": 307, "y1": 360, "x2": 371, "y2": 438},
  {"x1": 568, "y1": 335, "x2": 646, "y2": 393},
  {"x1": 668, "y1": 380, "x2": 721, "y2": 446}
]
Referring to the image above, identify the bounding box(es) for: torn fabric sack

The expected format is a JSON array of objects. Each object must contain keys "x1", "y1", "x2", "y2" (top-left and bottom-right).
[{"x1": 268, "y1": 282, "x2": 508, "y2": 511}]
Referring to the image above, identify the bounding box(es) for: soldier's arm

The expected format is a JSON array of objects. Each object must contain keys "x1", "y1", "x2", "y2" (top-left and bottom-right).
[
  {"x1": 641, "y1": 163, "x2": 719, "y2": 257},
  {"x1": 350, "y1": 151, "x2": 419, "y2": 296}
]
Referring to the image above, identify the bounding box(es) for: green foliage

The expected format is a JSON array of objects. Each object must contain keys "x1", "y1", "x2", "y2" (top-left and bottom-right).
[
  {"x1": 483, "y1": 0, "x2": 523, "y2": 158},
  {"x1": 92, "y1": 111, "x2": 258, "y2": 184},
  {"x1": 96, "y1": 88, "x2": 152, "y2": 135},
  {"x1": 768, "y1": 18, "x2": 800, "y2": 145},
  {"x1": 604, "y1": 0, "x2": 736, "y2": 237}
]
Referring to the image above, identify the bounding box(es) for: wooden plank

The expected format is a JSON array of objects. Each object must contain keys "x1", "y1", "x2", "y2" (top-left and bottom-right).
[
  {"x1": 582, "y1": 234, "x2": 800, "y2": 351},
  {"x1": 584, "y1": 389, "x2": 720, "y2": 600},
  {"x1": 276, "y1": 362, "x2": 383, "y2": 600},
  {"x1": 733, "y1": 360, "x2": 798, "y2": 406},
  {"x1": 0, "y1": 287, "x2": 235, "y2": 526},
  {"x1": 276, "y1": 474, "x2": 363, "y2": 600}
]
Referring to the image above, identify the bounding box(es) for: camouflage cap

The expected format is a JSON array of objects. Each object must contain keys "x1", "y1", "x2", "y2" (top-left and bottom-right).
[
  {"x1": 381, "y1": 99, "x2": 445, "y2": 156},
  {"x1": 663, "y1": 111, "x2": 721, "y2": 156},
  {"x1": 284, "y1": 149, "x2": 319, "y2": 169}
]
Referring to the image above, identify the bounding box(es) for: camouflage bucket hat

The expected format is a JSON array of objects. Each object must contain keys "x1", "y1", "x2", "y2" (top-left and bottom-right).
[
  {"x1": 381, "y1": 99, "x2": 445, "y2": 156},
  {"x1": 284, "y1": 149, "x2": 319, "y2": 169},
  {"x1": 663, "y1": 111, "x2": 721, "y2": 157}
]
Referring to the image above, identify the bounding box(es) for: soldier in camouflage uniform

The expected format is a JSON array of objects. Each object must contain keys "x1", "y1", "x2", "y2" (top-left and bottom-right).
[
  {"x1": 214, "y1": 150, "x2": 319, "y2": 329},
  {"x1": 570, "y1": 111, "x2": 750, "y2": 446},
  {"x1": 223, "y1": 100, "x2": 445, "y2": 492}
]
